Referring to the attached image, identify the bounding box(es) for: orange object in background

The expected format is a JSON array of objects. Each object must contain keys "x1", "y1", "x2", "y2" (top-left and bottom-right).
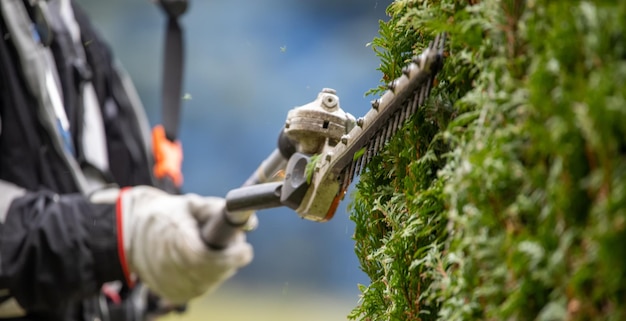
[{"x1": 152, "y1": 125, "x2": 183, "y2": 187}]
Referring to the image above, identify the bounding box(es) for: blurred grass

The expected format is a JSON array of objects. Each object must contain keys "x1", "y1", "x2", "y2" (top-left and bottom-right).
[{"x1": 160, "y1": 284, "x2": 357, "y2": 321}]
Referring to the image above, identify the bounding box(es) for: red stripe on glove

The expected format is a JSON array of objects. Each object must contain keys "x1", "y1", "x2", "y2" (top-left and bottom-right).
[{"x1": 116, "y1": 187, "x2": 135, "y2": 288}]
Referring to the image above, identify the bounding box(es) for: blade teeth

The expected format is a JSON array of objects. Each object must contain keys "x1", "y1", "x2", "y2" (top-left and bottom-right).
[
  {"x1": 408, "y1": 90, "x2": 417, "y2": 117},
  {"x1": 382, "y1": 117, "x2": 390, "y2": 143},
  {"x1": 390, "y1": 113, "x2": 398, "y2": 138},
  {"x1": 399, "y1": 102, "x2": 409, "y2": 126},
  {"x1": 348, "y1": 157, "x2": 358, "y2": 182},
  {"x1": 376, "y1": 126, "x2": 384, "y2": 149},
  {"x1": 361, "y1": 150, "x2": 370, "y2": 174},
  {"x1": 338, "y1": 33, "x2": 446, "y2": 182},
  {"x1": 416, "y1": 85, "x2": 426, "y2": 113},
  {"x1": 362, "y1": 144, "x2": 371, "y2": 173},
  {"x1": 354, "y1": 153, "x2": 364, "y2": 176},
  {"x1": 363, "y1": 141, "x2": 374, "y2": 167},
  {"x1": 434, "y1": 33, "x2": 446, "y2": 70},
  {"x1": 364, "y1": 141, "x2": 374, "y2": 169},
  {"x1": 392, "y1": 111, "x2": 401, "y2": 137},
  {"x1": 384, "y1": 117, "x2": 394, "y2": 145},
  {"x1": 410, "y1": 86, "x2": 423, "y2": 116},
  {"x1": 394, "y1": 110, "x2": 402, "y2": 133},
  {"x1": 396, "y1": 107, "x2": 405, "y2": 129},
  {"x1": 341, "y1": 167, "x2": 351, "y2": 190},
  {"x1": 416, "y1": 81, "x2": 430, "y2": 112},
  {"x1": 378, "y1": 129, "x2": 385, "y2": 152},
  {"x1": 374, "y1": 129, "x2": 385, "y2": 154},
  {"x1": 420, "y1": 82, "x2": 429, "y2": 107},
  {"x1": 368, "y1": 135, "x2": 379, "y2": 165},
  {"x1": 359, "y1": 149, "x2": 367, "y2": 175},
  {"x1": 436, "y1": 32, "x2": 446, "y2": 54},
  {"x1": 372, "y1": 129, "x2": 382, "y2": 155}
]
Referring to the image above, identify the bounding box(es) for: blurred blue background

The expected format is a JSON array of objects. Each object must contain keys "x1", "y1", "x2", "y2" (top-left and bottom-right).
[{"x1": 78, "y1": 0, "x2": 391, "y2": 314}]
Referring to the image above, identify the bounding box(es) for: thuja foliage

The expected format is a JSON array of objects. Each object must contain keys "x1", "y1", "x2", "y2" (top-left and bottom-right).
[{"x1": 349, "y1": 1, "x2": 626, "y2": 320}]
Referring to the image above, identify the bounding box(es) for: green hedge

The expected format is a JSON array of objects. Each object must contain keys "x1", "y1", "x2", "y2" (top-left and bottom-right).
[{"x1": 349, "y1": 1, "x2": 626, "y2": 320}]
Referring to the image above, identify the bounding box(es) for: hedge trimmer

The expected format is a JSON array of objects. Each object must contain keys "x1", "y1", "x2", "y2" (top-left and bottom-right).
[{"x1": 202, "y1": 34, "x2": 446, "y2": 248}]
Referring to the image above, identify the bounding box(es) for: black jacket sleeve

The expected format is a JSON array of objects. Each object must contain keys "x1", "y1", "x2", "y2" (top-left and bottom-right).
[{"x1": 0, "y1": 191, "x2": 124, "y2": 313}]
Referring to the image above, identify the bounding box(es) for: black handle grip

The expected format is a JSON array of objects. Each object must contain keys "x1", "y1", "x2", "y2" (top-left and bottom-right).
[
  {"x1": 201, "y1": 182, "x2": 284, "y2": 249},
  {"x1": 200, "y1": 130, "x2": 297, "y2": 249},
  {"x1": 200, "y1": 209, "x2": 247, "y2": 250}
]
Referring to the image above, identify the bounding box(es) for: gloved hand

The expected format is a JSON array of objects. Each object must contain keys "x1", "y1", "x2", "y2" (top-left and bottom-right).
[{"x1": 91, "y1": 186, "x2": 253, "y2": 304}]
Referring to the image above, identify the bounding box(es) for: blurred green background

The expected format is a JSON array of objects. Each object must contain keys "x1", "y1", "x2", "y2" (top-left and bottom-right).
[
  {"x1": 161, "y1": 286, "x2": 357, "y2": 321},
  {"x1": 77, "y1": 0, "x2": 391, "y2": 319}
]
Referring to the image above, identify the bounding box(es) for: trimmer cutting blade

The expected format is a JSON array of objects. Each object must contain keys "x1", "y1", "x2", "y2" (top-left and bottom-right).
[
  {"x1": 202, "y1": 34, "x2": 447, "y2": 247},
  {"x1": 294, "y1": 33, "x2": 447, "y2": 221}
]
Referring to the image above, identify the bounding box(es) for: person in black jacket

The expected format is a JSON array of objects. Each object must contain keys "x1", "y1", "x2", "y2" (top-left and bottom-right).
[{"x1": 0, "y1": 1, "x2": 252, "y2": 320}]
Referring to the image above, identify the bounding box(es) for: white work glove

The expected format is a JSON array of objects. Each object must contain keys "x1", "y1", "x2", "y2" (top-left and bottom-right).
[{"x1": 92, "y1": 186, "x2": 253, "y2": 304}]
